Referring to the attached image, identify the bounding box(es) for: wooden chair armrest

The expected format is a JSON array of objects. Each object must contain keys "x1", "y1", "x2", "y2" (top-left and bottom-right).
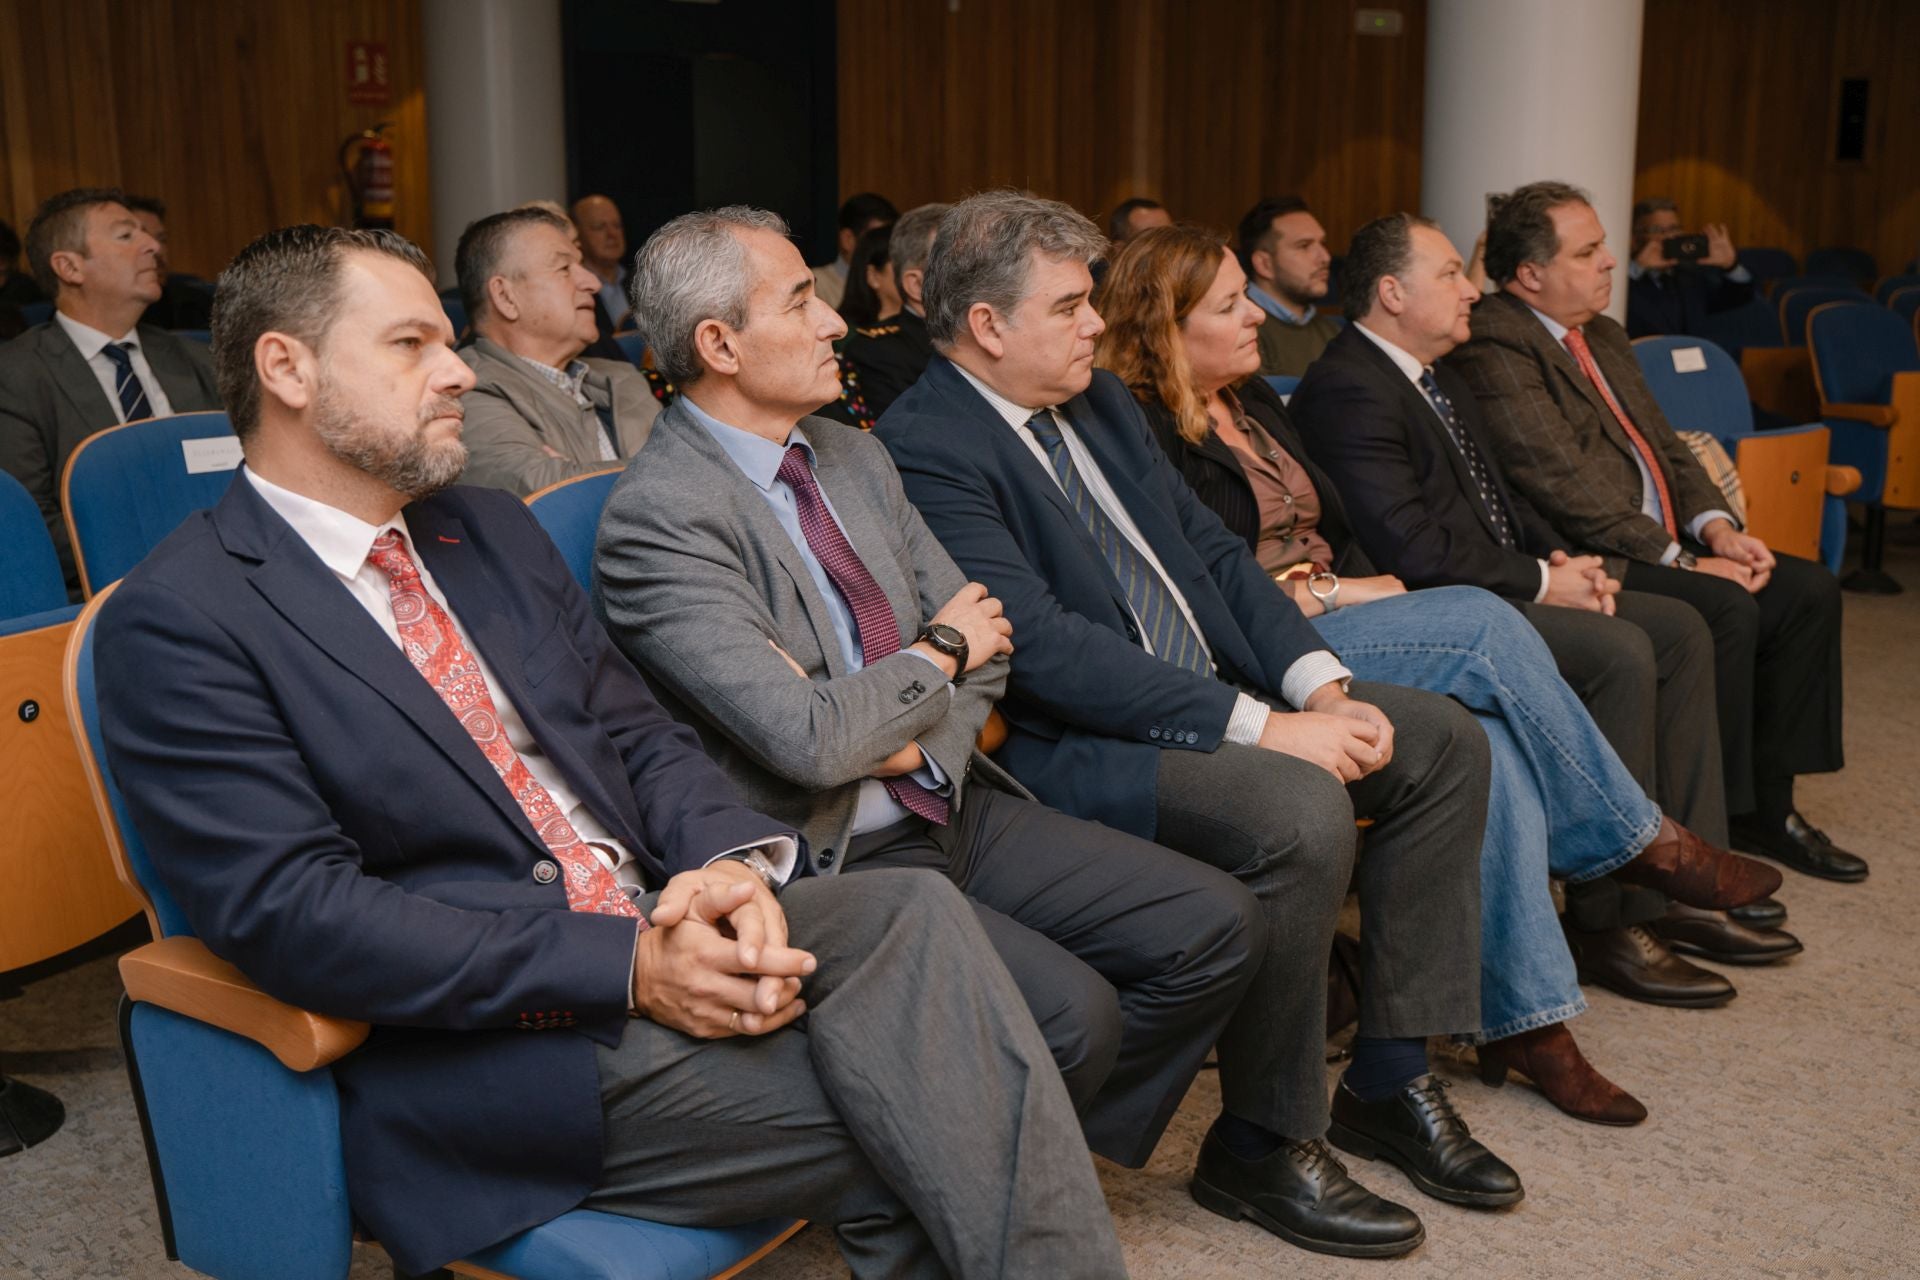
[
  {"x1": 1826, "y1": 465, "x2": 1863, "y2": 496},
  {"x1": 1821, "y1": 402, "x2": 1898, "y2": 427},
  {"x1": 975, "y1": 707, "x2": 1009, "y2": 755},
  {"x1": 119, "y1": 936, "x2": 370, "y2": 1071}
]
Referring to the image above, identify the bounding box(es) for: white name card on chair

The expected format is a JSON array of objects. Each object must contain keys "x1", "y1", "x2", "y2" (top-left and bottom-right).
[
  {"x1": 1670, "y1": 346, "x2": 1709, "y2": 374},
  {"x1": 181, "y1": 436, "x2": 245, "y2": 474}
]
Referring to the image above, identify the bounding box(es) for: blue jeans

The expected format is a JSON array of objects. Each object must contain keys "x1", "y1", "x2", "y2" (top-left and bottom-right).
[{"x1": 1313, "y1": 586, "x2": 1661, "y2": 1041}]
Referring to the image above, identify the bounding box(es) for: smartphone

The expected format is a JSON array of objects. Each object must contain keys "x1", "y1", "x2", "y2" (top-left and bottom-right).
[{"x1": 1663, "y1": 234, "x2": 1708, "y2": 263}]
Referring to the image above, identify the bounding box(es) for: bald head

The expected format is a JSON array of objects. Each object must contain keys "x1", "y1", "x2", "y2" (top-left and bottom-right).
[{"x1": 571, "y1": 194, "x2": 626, "y2": 275}]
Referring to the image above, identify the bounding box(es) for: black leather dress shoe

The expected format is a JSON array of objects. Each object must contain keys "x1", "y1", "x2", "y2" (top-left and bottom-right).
[
  {"x1": 1192, "y1": 1129, "x2": 1425, "y2": 1257},
  {"x1": 1648, "y1": 903, "x2": 1803, "y2": 965},
  {"x1": 1730, "y1": 813, "x2": 1869, "y2": 882},
  {"x1": 1563, "y1": 922, "x2": 1736, "y2": 1008},
  {"x1": 1728, "y1": 897, "x2": 1787, "y2": 929},
  {"x1": 1328, "y1": 1076, "x2": 1524, "y2": 1208}
]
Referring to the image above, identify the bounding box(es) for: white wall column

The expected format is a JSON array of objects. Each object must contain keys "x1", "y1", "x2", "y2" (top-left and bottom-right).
[
  {"x1": 422, "y1": 0, "x2": 569, "y2": 285},
  {"x1": 1422, "y1": 0, "x2": 1645, "y2": 321}
]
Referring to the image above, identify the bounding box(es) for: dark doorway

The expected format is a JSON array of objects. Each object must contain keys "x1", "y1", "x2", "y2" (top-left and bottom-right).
[{"x1": 562, "y1": 0, "x2": 839, "y2": 263}]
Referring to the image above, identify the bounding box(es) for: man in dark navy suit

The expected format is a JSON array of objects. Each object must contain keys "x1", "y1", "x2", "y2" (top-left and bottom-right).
[
  {"x1": 95, "y1": 224, "x2": 1125, "y2": 1279},
  {"x1": 879, "y1": 192, "x2": 1514, "y2": 1260}
]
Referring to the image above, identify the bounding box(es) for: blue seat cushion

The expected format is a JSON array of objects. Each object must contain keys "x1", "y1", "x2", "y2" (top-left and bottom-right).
[{"x1": 462, "y1": 1210, "x2": 798, "y2": 1280}]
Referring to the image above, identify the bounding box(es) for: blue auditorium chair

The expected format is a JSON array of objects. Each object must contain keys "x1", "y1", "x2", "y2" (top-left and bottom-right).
[
  {"x1": 1874, "y1": 273, "x2": 1920, "y2": 304},
  {"x1": 60, "y1": 412, "x2": 241, "y2": 597},
  {"x1": 64, "y1": 591, "x2": 803, "y2": 1279},
  {"x1": 1805, "y1": 247, "x2": 1877, "y2": 291},
  {"x1": 524, "y1": 467, "x2": 625, "y2": 593},
  {"x1": 1736, "y1": 247, "x2": 1797, "y2": 291},
  {"x1": 614, "y1": 332, "x2": 646, "y2": 366},
  {"x1": 1886, "y1": 286, "x2": 1920, "y2": 328},
  {"x1": 1808, "y1": 302, "x2": 1920, "y2": 593},
  {"x1": 1778, "y1": 284, "x2": 1867, "y2": 346},
  {"x1": 440, "y1": 290, "x2": 469, "y2": 339},
  {"x1": 1631, "y1": 335, "x2": 1854, "y2": 574},
  {"x1": 20, "y1": 301, "x2": 53, "y2": 326}
]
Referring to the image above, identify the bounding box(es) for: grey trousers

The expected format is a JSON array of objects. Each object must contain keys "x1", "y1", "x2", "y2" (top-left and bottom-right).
[
  {"x1": 1153, "y1": 680, "x2": 1489, "y2": 1141},
  {"x1": 583, "y1": 868, "x2": 1128, "y2": 1280},
  {"x1": 842, "y1": 786, "x2": 1263, "y2": 1168}
]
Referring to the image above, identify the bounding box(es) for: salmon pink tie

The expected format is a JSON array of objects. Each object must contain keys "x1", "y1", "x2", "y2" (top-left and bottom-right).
[
  {"x1": 367, "y1": 530, "x2": 644, "y2": 921},
  {"x1": 1562, "y1": 328, "x2": 1679, "y2": 538},
  {"x1": 775, "y1": 445, "x2": 950, "y2": 826}
]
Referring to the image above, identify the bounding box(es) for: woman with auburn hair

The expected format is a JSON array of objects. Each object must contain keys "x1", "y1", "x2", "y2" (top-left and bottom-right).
[{"x1": 1094, "y1": 225, "x2": 1778, "y2": 1130}]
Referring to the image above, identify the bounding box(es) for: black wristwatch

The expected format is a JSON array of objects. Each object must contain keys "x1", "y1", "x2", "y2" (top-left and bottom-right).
[{"x1": 917, "y1": 622, "x2": 969, "y2": 685}]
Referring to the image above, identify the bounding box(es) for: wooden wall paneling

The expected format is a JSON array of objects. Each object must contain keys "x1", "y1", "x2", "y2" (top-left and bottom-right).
[{"x1": 0, "y1": 0, "x2": 432, "y2": 282}]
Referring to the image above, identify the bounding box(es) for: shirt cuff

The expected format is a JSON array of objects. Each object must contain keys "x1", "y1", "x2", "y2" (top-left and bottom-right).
[
  {"x1": 702, "y1": 835, "x2": 800, "y2": 886},
  {"x1": 1726, "y1": 264, "x2": 1752, "y2": 284},
  {"x1": 1223, "y1": 692, "x2": 1270, "y2": 746},
  {"x1": 1534, "y1": 559, "x2": 1551, "y2": 603},
  {"x1": 1279, "y1": 651, "x2": 1355, "y2": 712},
  {"x1": 910, "y1": 745, "x2": 951, "y2": 794},
  {"x1": 1687, "y1": 509, "x2": 1738, "y2": 543}
]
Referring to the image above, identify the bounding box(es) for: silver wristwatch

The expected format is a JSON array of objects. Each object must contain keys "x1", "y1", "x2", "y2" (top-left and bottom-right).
[
  {"x1": 1674, "y1": 550, "x2": 1699, "y2": 571},
  {"x1": 719, "y1": 848, "x2": 781, "y2": 892},
  {"x1": 1306, "y1": 571, "x2": 1342, "y2": 612}
]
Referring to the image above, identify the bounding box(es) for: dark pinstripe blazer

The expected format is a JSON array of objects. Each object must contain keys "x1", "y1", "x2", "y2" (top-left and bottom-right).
[{"x1": 1444, "y1": 291, "x2": 1728, "y2": 569}]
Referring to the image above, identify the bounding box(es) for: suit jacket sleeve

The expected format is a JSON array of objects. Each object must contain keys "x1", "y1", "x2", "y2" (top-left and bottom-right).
[
  {"x1": 1448, "y1": 326, "x2": 1679, "y2": 564},
  {"x1": 595, "y1": 436, "x2": 967, "y2": 792},
  {"x1": 1291, "y1": 363, "x2": 1547, "y2": 597},
  {"x1": 146, "y1": 328, "x2": 222, "y2": 411},
  {"x1": 0, "y1": 351, "x2": 65, "y2": 570},
  {"x1": 98, "y1": 573, "x2": 641, "y2": 1039},
  {"x1": 883, "y1": 417, "x2": 1242, "y2": 748},
  {"x1": 458, "y1": 380, "x2": 611, "y2": 498}
]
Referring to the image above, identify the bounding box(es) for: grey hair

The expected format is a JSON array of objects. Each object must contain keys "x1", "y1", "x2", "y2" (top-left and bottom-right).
[
  {"x1": 628, "y1": 206, "x2": 790, "y2": 384},
  {"x1": 922, "y1": 191, "x2": 1108, "y2": 347},
  {"x1": 889, "y1": 202, "x2": 951, "y2": 285},
  {"x1": 1483, "y1": 180, "x2": 1591, "y2": 287}
]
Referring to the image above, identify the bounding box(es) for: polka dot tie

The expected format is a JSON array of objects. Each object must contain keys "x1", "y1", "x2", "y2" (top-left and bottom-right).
[
  {"x1": 1419, "y1": 370, "x2": 1516, "y2": 549},
  {"x1": 366, "y1": 530, "x2": 643, "y2": 921}
]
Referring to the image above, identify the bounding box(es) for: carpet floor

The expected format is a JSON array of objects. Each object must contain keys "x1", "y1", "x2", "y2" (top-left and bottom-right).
[{"x1": 4, "y1": 536, "x2": 1915, "y2": 1280}]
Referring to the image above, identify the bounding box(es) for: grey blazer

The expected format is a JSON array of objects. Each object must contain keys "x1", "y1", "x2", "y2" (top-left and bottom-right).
[
  {"x1": 593, "y1": 399, "x2": 1024, "y2": 869},
  {"x1": 0, "y1": 319, "x2": 221, "y2": 586},
  {"x1": 457, "y1": 337, "x2": 659, "y2": 497}
]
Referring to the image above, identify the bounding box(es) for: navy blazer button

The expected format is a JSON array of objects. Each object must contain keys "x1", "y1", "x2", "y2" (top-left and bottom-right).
[
  {"x1": 1149, "y1": 727, "x2": 1162, "y2": 740},
  {"x1": 533, "y1": 860, "x2": 559, "y2": 884}
]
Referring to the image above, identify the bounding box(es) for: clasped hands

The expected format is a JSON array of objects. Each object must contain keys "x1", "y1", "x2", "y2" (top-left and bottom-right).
[
  {"x1": 1543, "y1": 549, "x2": 1621, "y2": 614},
  {"x1": 630, "y1": 859, "x2": 814, "y2": 1040},
  {"x1": 1258, "y1": 683, "x2": 1396, "y2": 784},
  {"x1": 1691, "y1": 519, "x2": 1774, "y2": 593}
]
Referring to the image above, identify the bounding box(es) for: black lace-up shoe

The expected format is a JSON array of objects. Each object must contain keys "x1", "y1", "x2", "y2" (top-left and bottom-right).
[
  {"x1": 1190, "y1": 1128, "x2": 1426, "y2": 1258},
  {"x1": 1329, "y1": 1075, "x2": 1524, "y2": 1208}
]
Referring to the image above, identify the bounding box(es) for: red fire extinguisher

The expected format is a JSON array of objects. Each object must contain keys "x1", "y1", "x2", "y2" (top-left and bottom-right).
[{"x1": 340, "y1": 123, "x2": 396, "y2": 229}]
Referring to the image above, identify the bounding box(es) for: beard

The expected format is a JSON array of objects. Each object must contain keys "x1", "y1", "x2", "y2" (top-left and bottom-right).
[{"x1": 312, "y1": 385, "x2": 469, "y2": 500}]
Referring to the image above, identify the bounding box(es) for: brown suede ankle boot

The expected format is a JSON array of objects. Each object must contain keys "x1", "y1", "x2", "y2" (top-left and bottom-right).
[
  {"x1": 1614, "y1": 816, "x2": 1783, "y2": 910},
  {"x1": 1476, "y1": 1023, "x2": 1647, "y2": 1127}
]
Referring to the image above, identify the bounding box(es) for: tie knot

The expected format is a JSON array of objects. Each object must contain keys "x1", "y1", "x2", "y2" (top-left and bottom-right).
[
  {"x1": 103, "y1": 341, "x2": 136, "y2": 370},
  {"x1": 367, "y1": 529, "x2": 418, "y2": 578},
  {"x1": 775, "y1": 442, "x2": 817, "y2": 491},
  {"x1": 1024, "y1": 410, "x2": 1064, "y2": 449},
  {"x1": 1563, "y1": 327, "x2": 1590, "y2": 357}
]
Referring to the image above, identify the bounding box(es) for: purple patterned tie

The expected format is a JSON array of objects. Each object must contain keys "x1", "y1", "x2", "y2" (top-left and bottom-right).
[{"x1": 775, "y1": 444, "x2": 950, "y2": 825}]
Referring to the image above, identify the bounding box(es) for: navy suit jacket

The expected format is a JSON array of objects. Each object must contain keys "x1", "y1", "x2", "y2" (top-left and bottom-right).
[
  {"x1": 877, "y1": 357, "x2": 1331, "y2": 839},
  {"x1": 1289, "y1": 324, "x2": 1565, "y2": 601},
  {"x1": 97, "y1": 475, "x2": 789, "y2": 1274}
]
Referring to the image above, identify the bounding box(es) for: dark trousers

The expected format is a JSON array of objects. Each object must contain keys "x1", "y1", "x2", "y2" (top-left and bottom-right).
[
  {"x1": 1525, "y1": 592, "x2": 1728, "y2": 930},
  {"x1": 1621, "y1": 553, "x2": 1844, "y2": 815},
  {"x1": 842, "y1": 785, "x2": 1262, "y2": 1168},
  {"x1": 585, "y1": 870, "x2": 1128, "y2": 1280},
  {"x1": 1152, "y1": 680, "x2": 1488, "y2": 1140}
]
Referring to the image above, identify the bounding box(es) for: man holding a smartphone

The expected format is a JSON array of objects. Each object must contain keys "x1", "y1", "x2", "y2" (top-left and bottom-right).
[{"x1": 1624, "y1": 197, "x2": 1756, "y2": 338}]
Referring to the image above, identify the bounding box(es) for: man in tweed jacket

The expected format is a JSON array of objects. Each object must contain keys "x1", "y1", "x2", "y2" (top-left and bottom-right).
[{"x1": 1448, "y1": 181, "x2": 1860, "y2": 884}]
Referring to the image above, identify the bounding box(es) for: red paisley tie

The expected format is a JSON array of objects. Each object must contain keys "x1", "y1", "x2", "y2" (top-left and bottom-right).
[{"x1": 366, "y1": 530, "x2": 644, "y2": 922}]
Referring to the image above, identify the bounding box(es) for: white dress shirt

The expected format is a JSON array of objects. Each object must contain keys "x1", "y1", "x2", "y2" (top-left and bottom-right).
[
  {"x1": 1525, "y1": 306, "x2": 1734, "y2": 565},
  {"x1": 242, "y1": 467, "x2": 796, "y2": 884},
  {"x1": 953, "y1": 365, "x2": 1352, "y2": 741},
  {"x1": 55, "y1": 311, "x2": 176, "y2": 422},
  {"x1": 1355, "y1": 323, "x2": 1552, "y2": 602}
]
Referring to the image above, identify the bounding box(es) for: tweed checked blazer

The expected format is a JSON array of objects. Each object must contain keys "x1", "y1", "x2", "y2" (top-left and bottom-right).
[
  {"x1": 1445, "y1": 291, "x2": 1730, "y2": 570},
  {"x1": 592, "y1": 399, "x2": 1024, "y2": 868}
]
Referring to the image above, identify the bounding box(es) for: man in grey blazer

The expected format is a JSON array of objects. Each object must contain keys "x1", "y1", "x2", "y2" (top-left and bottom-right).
[
  {"x1": 594, "y1": 205, "x2": 1263, "y2": 1171},
  {"x1": 0, "y1": 187, "x2": 220, "y2": 591},
  {"x1": 452, "y1": 207, "x2": 658, "y2": 497}
]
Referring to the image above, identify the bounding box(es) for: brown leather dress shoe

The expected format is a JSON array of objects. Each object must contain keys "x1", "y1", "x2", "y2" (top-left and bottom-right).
[
  {"x1": 1614, "y1": 816, "x2": 1784, "y2": 910},
  {"x1": 1648, "y1": 903, "x2": 1804, "y2": 965},
  {"x1": 1476, "y1": 1023, "x2": 1647, "y2": 1126},
  {"x1": 1563, "y1": 921, "x2": 1737, "y2": 1008}
]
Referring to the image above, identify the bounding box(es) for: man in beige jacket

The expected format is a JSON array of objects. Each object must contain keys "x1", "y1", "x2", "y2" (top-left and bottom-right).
[{"x1": 454, "y1": 206, "x2": 658, "y2": 496}]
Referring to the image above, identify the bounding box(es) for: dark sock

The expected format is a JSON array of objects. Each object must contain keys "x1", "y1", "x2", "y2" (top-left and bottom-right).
[
  {"x1": 1736, "y1": 776, "x2": 1795, "y2": 833},
  {"x1": 1342, "y1": 1036, "x2": 1430, "y2": 1101},
  {"x1": 1213, "y1": 1111, "x2": 1284, "y2": 1160}
]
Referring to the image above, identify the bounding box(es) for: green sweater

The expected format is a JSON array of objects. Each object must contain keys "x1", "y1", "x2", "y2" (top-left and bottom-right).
[{"x1": 1255, "y1": 311, "x2": 1343, "y2": 377}]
